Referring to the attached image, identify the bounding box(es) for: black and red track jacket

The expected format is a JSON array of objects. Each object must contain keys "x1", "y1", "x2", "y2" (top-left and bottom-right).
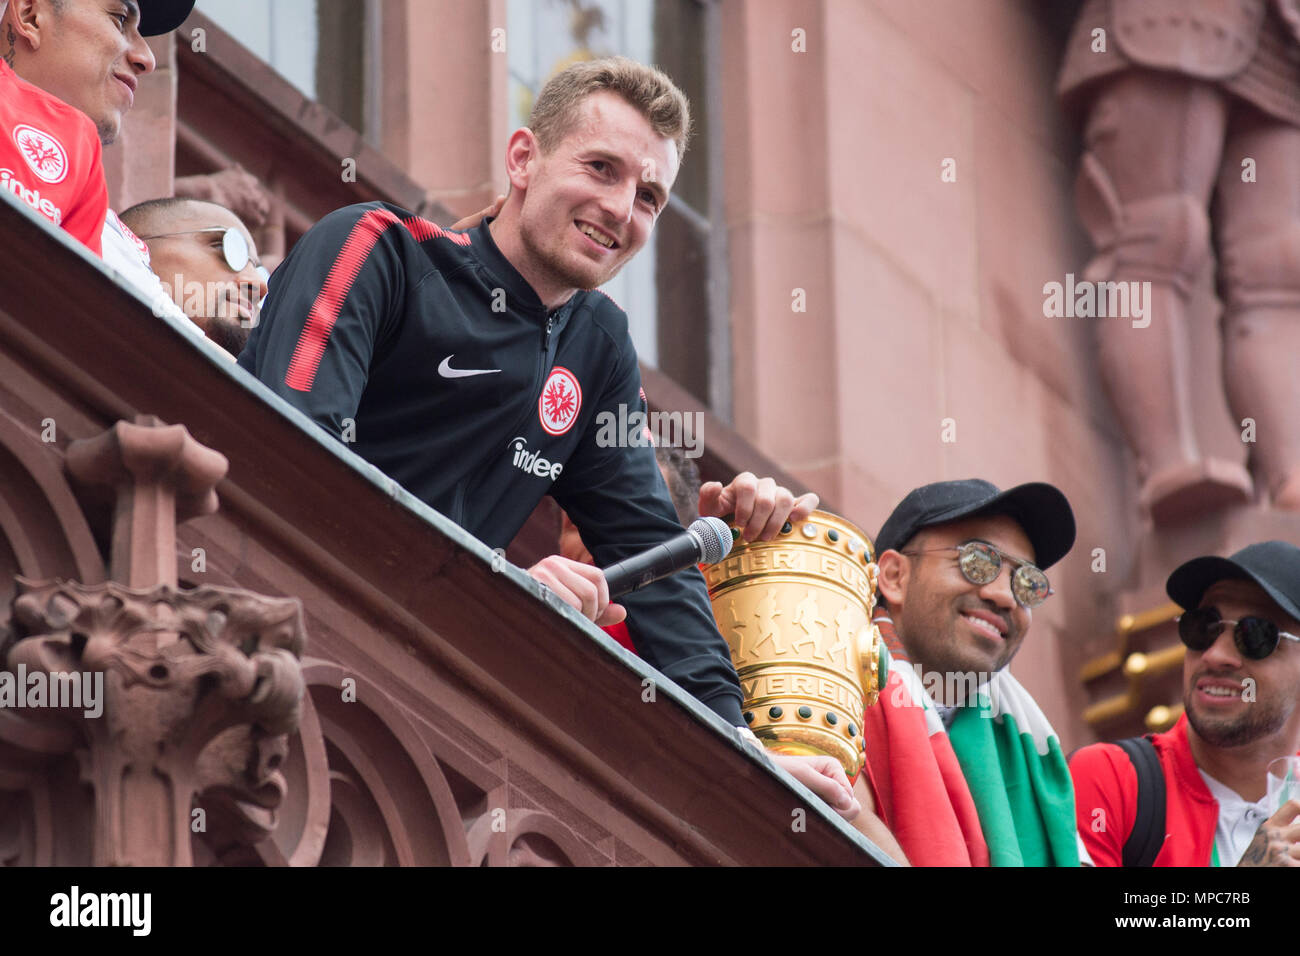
[{"x1": 239, "y1": 201, "x2": 744, "y2": 725}]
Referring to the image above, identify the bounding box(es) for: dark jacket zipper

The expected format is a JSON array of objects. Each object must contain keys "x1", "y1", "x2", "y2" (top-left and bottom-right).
[{"x1": 449, "y1": 307, "x2": 563, "y2": 526}]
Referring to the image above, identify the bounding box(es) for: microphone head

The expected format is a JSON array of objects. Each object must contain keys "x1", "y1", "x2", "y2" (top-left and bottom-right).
[{"x1": 689, "y1": 516, "x2": 734, "y2": 565}]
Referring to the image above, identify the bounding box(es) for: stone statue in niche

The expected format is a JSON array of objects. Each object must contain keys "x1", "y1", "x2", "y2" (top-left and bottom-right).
[{"x1": 1058, "y1": 0, "x2": 1300, "y2": 523}]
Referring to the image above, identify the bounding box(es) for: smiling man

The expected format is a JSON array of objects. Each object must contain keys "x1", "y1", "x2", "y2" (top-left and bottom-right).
[
  {"x1": 119, "y1": 196, "x2": 269, "y2": 356},
  {"x1": 862, "y1": 478, "x2": 1087, "y2": 865},
  {"x1": 239, "y1": 57, "x2": 867, "y2": 825},
  {"x1": 2, "y1": 0, "x2": 166, "y2": 144},
  {"x1": 242, "y1": 57, "x2": 689, "y2": 631},
  {"x1": 0, "y1": 0, "x2": 110, "y2": 254},
  {"x1": 2, "y1": 0, "x2": 196, "y2": 306},
  {"x1": 1071, "y1": 541, "x2": 1300, "y2": 866}
]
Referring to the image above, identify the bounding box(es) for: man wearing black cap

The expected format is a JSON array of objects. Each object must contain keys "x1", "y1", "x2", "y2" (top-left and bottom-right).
[
  {"x1": 3, "y1": 0, "x2": 197, "y2": 310},
  {"x1": 1071, "y1": 541, "x2": 1300, "y2": 866},
  {"x1": 0, "y1": 0, "x2": 109, "y2": 255},
  {"x1": 862, "y1": 478, "x2": 1087, "y2": 866},
  {"x1": 2, "y1": 1, "x2": 193, "y2": 145}
]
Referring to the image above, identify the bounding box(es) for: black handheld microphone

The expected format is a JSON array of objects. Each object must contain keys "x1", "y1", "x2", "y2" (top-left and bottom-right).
[{"x1": 603, "y1": 516, "x2": 735, "y2": 598}]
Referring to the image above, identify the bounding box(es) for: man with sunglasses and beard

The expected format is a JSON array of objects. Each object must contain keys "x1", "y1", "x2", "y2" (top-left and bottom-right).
[
  {"x1": 863, "y1": 478, "x2": 1088, "y2": 866},
  {"x1": 119, "y1": 197, "x2": 269, "y2": 357},
  {"x1": 1071, "y1": 541, "x2": 1300, "y2": 866}
]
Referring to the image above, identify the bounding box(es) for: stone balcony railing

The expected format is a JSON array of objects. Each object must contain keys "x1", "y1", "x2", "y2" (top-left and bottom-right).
[{"x1": 0, "y1": 193, "x2": 890, "y2": 866}]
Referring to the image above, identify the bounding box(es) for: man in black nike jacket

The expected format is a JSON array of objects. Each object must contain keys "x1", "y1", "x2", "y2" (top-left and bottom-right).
[{"x1": 240, "y1": 56, "x2": 870, "y2": 825}]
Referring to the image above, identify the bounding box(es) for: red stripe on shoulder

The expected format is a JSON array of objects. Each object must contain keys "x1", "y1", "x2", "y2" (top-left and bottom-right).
[
  {"x1": 283, "y1": 209, "x2": 471, "y2": 392},
  {"x1": 285, "y1": 208, "x2": 402, "y2": 391},
  {"x1": 400, "y1": 215, "x2": 473, "y2": 246}
]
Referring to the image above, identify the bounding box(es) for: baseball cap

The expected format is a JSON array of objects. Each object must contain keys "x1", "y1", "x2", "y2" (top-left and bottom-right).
[
  {"x1": 875, "y1": 478, "x2": 1076, "y2": 570},
  {"x1": 139, "y1": 0, "x2": 196, "y2": 37},
  {"x1": 1166, "y1": 541, "x2": 1300, "y2": 620}
]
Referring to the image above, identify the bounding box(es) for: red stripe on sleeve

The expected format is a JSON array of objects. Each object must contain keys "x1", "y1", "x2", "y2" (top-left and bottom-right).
[
  {"x1": 403, "y1": 215, "x2": 473, "y2": 246},
  {"x1": 283, "y1": 209, "x2": 473, "y2": 392}
]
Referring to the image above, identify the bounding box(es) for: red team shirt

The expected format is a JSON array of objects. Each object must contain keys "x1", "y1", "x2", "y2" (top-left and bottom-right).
[{"x1": 0, "y1": 58, "x2": 108, "y2": 255}]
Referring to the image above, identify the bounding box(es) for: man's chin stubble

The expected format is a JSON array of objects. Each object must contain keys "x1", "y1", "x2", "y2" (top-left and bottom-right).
[
  {"x1": 1186, "y1": 702, "x2": 1283, "y2": 748},
  {"x1": 546, "y1": 245, "x2": 617, "y2": 291},
  {"x1": 97, "y1": 122, "x2": 119, "y2": 147},
  {"x1": 206, "y1": 319, "x2": 250, "y2": 358}
]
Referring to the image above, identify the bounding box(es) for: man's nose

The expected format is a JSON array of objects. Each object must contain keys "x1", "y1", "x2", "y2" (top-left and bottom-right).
[
  {"x1": 127, "y1": 30, "x2": 157, "y2": 76},
  {"x1": 601, "y1": 178, "x2": 636, "y2": 224},
  {"x1": 241, "y1": 264, "x2": 269, "y2": 303},
  {"x1": 1200, "y1": 625, "x2": 1245, "y2": 670},
  {"x1": 977, "y1": 564, "x2": 1018, "y2": 611}
]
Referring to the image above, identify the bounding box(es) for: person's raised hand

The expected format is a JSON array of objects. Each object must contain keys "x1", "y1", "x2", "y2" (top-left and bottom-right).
[
  {"x1": 450, "y1": 195, "x2": 506, "y2": 232},
  {"x1": 770, "y1": 752, "x2": 861, "y2": 821},
  {"x1": 1236, "y1": 798, "x2": 1300, "y2": 866},
  {"x1": 698, "y1": 472, "x2": 819, "y2": 542},
  {"x1": 527, "y1": 554, "x2": 626, "y2": 626}
]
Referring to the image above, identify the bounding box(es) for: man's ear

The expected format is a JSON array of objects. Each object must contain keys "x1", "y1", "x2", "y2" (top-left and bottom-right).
[
  {"x1": 503, "y1": 127, "x2": 541, "y2": 194},
  {"x1": 876, "y1": 549, "x2": 909, "y2": 609},
  {"x1": 6, "y1": 0, "x2": 44, "y2": 52}
]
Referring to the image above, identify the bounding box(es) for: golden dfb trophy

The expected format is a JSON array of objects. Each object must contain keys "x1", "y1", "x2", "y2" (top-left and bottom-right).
[{"x1": 703, "y1": 510, "x2": 886, "y2": 781}]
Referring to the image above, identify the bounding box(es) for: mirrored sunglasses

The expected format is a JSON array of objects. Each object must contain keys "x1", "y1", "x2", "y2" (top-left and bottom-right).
[
  {"x1": 1177, "y1": 607, "x2": 1300, "y2": 660},
  {"x1": 140, "y1": 226, "x2": 270, "y2": 283},
  {"x1": 900, "y1": 540, "x2": 1052, "y2": 608}
]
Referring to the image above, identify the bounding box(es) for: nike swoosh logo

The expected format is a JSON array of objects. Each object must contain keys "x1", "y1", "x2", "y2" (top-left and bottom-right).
[{"x1": 438, "y1": 355, "x2": 502, "y2": 379}]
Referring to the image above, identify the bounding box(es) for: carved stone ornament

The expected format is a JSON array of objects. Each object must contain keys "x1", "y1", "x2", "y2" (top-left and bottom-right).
[{"x1": 5, "y1": 578, "x2": 306, "y2": 866}]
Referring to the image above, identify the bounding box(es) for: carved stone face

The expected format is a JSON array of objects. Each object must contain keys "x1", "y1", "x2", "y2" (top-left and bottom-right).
[
  {"x1": 195, "y1": 725, "x2": 289, "y2": 845},
  {"x1": 7, "y1": 579, "x2": 306, "y2": 865}
]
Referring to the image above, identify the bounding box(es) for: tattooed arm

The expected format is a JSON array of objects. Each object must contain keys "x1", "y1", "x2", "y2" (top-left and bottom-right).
[{"x1": 1237, "y1": 798, "x2": 1300, "y2": 867}]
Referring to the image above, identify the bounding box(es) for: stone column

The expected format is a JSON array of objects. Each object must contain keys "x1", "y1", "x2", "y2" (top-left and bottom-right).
[
  {"x1": 720, "y1": 0, "x2": 841, "y2": 501},
  {"x1": 379, "y1": 0, "x2": 509, "y2": 217},
  {"x1": 5, "y1": 417, "x2": 305, "y2": 866}
]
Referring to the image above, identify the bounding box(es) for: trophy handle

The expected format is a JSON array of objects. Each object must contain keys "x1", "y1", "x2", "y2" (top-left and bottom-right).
[{"x1": 856, "y1": 623, "x2": 887, "y2": 707}]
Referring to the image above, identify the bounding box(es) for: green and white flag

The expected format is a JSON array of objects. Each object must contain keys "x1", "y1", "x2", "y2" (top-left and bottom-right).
[{"x1": 947, "y1": 671, "x2": 1085, "y2": 867}]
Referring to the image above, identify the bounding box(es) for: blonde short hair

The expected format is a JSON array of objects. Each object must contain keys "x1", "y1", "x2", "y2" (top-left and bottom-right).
[{"x1": 529, "y1": 56, "x2": 691, "y2": 165}]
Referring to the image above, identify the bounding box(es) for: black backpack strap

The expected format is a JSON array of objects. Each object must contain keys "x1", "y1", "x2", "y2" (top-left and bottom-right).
[{"x1": 1116, "y1": 735, "x2": 1166, "y2": 867}]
